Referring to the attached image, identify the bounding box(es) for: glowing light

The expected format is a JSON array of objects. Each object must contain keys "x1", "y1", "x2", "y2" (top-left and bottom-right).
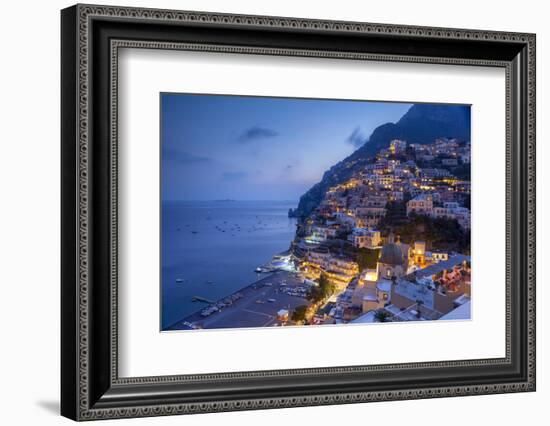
[{"x1": 363, "y1": 271, "x2": 378, "y2": 282}]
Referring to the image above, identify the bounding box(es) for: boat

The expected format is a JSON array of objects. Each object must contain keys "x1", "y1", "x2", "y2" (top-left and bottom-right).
[
  {"x1": 175, "y1": 278, "x2": 184, "y2": 283},
  {"x1": 254, "y1": 267, "x2": 263, "y2": 273}
]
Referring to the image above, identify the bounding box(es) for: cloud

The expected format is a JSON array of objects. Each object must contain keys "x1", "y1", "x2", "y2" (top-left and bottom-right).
[
  {"x1": 281, "y1": 159, "x2": 302, "y2": 177},
  {"x1": 238, "y1": 126, "x2": 279, "y2": 143},
  {"x1": 345, "y1": 127, "x2": 367, "y2": 148},
  {"x1": 164, "y1": 148, "x2": 212, "y2": 164},
  {"x1": 221, "y1": 171, "x2": 248, "y2": 181}
]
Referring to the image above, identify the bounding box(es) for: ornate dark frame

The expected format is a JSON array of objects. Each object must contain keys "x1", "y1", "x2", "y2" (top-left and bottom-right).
[{"x1": 61, "y1": 3, "x2": 536, "y2": 421}]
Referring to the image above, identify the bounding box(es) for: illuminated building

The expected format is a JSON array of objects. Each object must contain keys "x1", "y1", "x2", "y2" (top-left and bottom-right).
[
  {"x1": 389, "y1": 139, "x2": 407, "y2": 154},
  {"x1": 406, "y1": 194, "x2": 434, "y2": 215},
  {"x1": 410, "y1": 241, "x2": 427, "y2": 268},
  {"x1": 376, "y1": 235, "x2": 409, "y2": 280},
  {"x1": 348, "y1": 228, "x2": 382, "y2": 249}
]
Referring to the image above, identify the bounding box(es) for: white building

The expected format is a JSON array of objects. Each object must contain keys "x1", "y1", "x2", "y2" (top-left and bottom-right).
[
  {"x1": 348, "y1": 228, "x2": 382, "y2": 249},
  {"x1": 442, "y1": 158, "x2": 459, "y2": 166},
  {"x1": 389, "y1": 139, "x2": 407, "y2": 154},
  {"x1": 406, "y1": 194, "x2": 434, "y2": 215},
  {"x1": 308, "y1": 225, "x2": 338, "y2": 243},
  {"x1": 431, "y1": 202, "x2": 470, "y2": 230},
  {"x1": 426, "y1": 251, "x2": 449, "y2": 263},
  {"x1": 333, "y1": 212, "x2": 358, "y2": 228},
  {"x1": 419, "y1": 168, "x2": 452, "y2": 179}
]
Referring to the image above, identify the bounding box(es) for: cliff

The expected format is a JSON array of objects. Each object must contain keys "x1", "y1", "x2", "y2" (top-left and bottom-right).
[{"x1": 289, "y1": 103, "x2": 470, "y2": 219}]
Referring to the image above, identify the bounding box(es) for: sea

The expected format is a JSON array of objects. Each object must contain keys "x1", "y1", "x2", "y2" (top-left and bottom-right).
[{"x1": 161, "y1": 200, "x2": 298, "y2": 329}]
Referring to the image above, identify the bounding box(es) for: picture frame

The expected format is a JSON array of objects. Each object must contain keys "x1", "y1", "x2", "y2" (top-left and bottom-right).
[{"x1": 61, "y1": 3, "x2": 536, "y2": 421}]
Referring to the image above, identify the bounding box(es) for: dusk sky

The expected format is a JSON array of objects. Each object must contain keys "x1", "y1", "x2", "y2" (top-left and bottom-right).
[{"x1": 161, "y1": 93, "x2": 412, "y2": 201}]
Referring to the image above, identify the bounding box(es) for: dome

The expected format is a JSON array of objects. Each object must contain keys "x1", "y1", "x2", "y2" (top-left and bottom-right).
[{"x1": 379, "y1": 242, "x2": 404, "y2": 266}]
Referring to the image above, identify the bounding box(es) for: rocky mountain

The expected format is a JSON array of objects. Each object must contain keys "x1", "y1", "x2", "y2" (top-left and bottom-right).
[{"x1": 289, "y1": 103, "x2": 471, "y2": 219}]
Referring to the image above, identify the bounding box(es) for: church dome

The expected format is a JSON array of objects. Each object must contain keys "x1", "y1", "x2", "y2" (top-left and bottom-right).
[{"x1": 379, "y1": 242, "x2": 404, "y2": 266}]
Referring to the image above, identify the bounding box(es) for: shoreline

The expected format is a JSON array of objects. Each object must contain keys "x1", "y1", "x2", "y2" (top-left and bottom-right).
[
  {"x1": 164, "y1": 271, "x2": 277, "y2": 330},
  {"x1": 165, "y1": 270, "x2": 308, "y2": 331},
  {"x1": 162, "y1": 200, "x2": 299, "y2": 330}
]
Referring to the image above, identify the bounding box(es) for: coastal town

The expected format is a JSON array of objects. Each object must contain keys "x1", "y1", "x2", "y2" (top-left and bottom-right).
[{"x1": 168, "y1": 137, "x2": 471, "y2": 331}]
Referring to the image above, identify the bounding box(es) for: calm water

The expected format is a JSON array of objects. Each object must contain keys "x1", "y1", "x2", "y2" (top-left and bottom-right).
[{"x1": 162, "y1": 200, "x2": 298, "y2": 329}]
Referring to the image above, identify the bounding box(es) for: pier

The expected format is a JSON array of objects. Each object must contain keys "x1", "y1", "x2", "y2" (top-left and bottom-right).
[{"x1": 191, "y1": 296, "x2": 215, "y2": 304}]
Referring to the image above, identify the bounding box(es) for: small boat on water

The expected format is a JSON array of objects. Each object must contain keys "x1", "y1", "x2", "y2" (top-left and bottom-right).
[
  {"x1": 175, "y1": 278, "x2": 184, "y2": 283},
  {"x1": 255, "y1": 267, "x2": 263, "y2": 273}
]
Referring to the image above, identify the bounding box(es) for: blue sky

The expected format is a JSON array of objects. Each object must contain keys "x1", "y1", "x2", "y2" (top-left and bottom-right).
[{"x1": 161, "y1": 93, "x2": 412, "y2": 201}]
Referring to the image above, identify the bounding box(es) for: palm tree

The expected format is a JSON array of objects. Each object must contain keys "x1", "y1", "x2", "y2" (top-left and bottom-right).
[
  {"x1": 374, "y1": 310, "x2": 390, "y2": 323},
  {"x1": 415, "y1": 299, "x2": 424, "y2": 318}
]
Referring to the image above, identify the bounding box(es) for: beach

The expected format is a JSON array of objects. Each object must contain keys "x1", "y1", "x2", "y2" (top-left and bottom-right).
[
  {"x1": 166, "y1": 271, "x2": 308, "y2": 330},
  {"x1": 162, "y1": 200, "x2": 298, "y2": 329}
]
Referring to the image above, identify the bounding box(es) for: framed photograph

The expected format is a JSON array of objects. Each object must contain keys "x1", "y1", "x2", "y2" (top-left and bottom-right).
[{"x1": 61, "y1": 4, "x2": 536, "y2": 421}]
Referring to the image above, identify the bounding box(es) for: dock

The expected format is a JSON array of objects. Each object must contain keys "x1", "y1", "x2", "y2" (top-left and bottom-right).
[{"x1": 191, "y1": 295, "x2": 215, "y2": 304}]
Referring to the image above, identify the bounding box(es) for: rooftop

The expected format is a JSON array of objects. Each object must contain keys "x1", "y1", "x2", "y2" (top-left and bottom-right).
[
  {"x1": 414, "y1": 254, "x2": 470, "y2": 279},
  {"x1": 351, "y1": 311, "x2": 377, "y2": 324},
  {"x1": 379, "y1": 242, "x2": 405, "y2": 266},
  {"x1": 394, "y1": 280, "x2": 434, "y2": 309},
  {"x1": 410, "y1": 193, "x2": 433, "y2": 201},
  {"x1": 377, "y1": 279, "x2": 392, "y2": 293},
  {"x1": 439, "y1": 301, "x2": 471, "y2": 321}
]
